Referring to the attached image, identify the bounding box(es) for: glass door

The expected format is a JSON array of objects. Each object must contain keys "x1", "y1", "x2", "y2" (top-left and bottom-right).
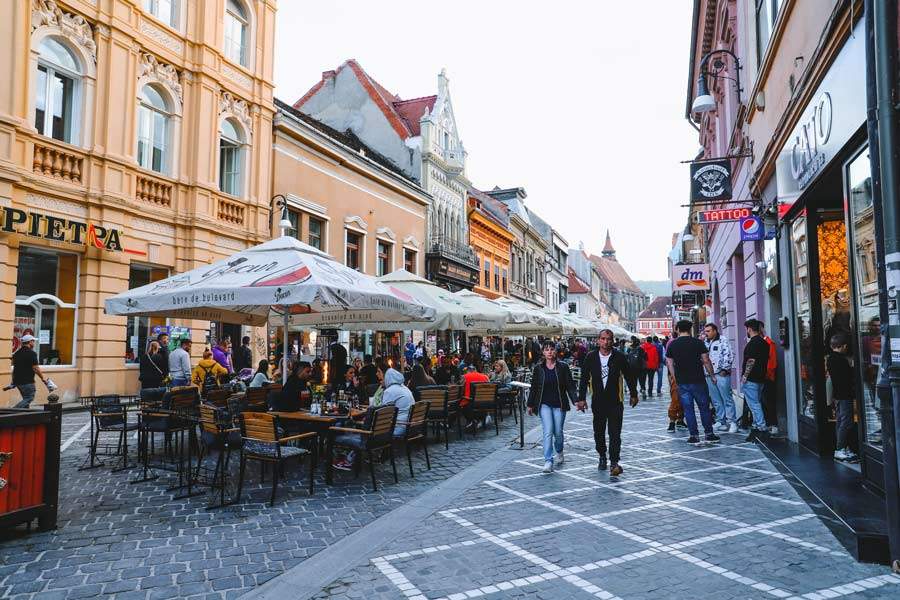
[{"x1": 790, "y1": 216, "x2": 816, "y2": 424}]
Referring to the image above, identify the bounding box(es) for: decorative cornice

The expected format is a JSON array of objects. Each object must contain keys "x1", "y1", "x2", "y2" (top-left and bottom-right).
[
  {"x1": 218, "y1": 91, "x2": 252, "y2": 137},
  {"x1": 285, "y1": 193, "x2": 327, "y2": 217},
  {"x1": 344, "y1": 215, "x2": 368, "y2": 230},
  {"x1": 222, "y1": 63, "x2": 252, "y2": 90},
  {"x1": 32, "y1": 0, "x2": 96, "y2": 64},
  {"x1": 139, "y1": 19, "x2": 184, "y2": 53},
  {"x1": 25, "y1": 193, "x2": 88, "y2": 217},
  {"x1": 375, "y1": 226, "x2": 395, "y2": 240},
  {"x1": 402, "y1": 235, "x2": 419, "y2": 249},
  {"x1": 213, "y1": 235, "x2": 247, "y2": 251},
  {"x1": 131, "y1": 216, "x2": 175, "y2": 237},
  {"x1": 138, "y1": 52, "x2": 183, "y2": 105}
]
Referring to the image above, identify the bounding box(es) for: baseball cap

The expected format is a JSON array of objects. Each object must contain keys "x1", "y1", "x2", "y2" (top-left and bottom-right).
[{"x1": 20, "y1": 334, "x2": 36, "y2": 343}]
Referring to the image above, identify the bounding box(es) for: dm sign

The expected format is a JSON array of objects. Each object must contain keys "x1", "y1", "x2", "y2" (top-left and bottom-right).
[
  {"x1": 672, "y1": 263, "x2": 710, "y2": 292},
  {"x1": 690, "y1": 159, "x2": 732, "y2": 202}
]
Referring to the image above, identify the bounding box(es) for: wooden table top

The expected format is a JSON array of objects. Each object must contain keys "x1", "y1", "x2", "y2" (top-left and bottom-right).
[{"x1": 270, "y1": 408, "x2": 367, "y2": 423}]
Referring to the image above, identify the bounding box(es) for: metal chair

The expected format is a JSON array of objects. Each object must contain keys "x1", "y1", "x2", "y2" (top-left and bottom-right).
[
  {"x1": 326, "y1": 405, "x2": 398, "y2": 491},
  {"x1": 237, "y1": 412, "x2": 316, "y2": 506},
  {"x1": 469, "y1": 382, "x2": 501, "y2": 436},
  {"x1": 197, "y1": 404, "x2": 240, "y2": 508},
  {"x1": 80, "y1": 395, "x2": 138, "y2": 471},
  {"x1": 417, "y1": 386, "x2": 459, "y2": 449}
]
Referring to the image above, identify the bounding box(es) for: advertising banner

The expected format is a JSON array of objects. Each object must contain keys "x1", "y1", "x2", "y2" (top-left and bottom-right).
[
  {"x1": 672, "y1": 263, "x2": 711, "y2": 292},
  {"x1": 739, "y1": 216, "x2": 765, "y2": 241},
  {"x1": 690, "y1": 159, "x2": 732, "y2": 202}
]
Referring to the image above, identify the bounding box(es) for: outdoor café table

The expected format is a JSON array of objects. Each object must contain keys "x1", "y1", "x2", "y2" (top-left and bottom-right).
[{"x1": 270, "y1": 407, "x2": 367, "y2": 454}]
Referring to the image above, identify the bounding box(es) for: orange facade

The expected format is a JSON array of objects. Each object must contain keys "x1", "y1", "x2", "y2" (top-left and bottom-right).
[{"x1": 467, "y1": 195, "x2": 512, "y2": 300}]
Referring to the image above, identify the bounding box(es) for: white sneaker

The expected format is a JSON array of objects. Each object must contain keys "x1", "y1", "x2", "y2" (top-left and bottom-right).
[
  {"x1": 728, "y1": 422, "x2": 739, "y2": 434},
  {"x1": 716, "y1": 423, "x2": 729, "y2": 432},
  {"x1": 834, "y1": 448, "x2": 848, "y2": 460},
  {"x1": 542, "y1": 461, "x2": 553, "y2": 474},
  {"x1": 768, "y1": 426, "x2": 780, "y2": 435},
  {"x1": 554, "y1": 451, "x2": 565, "y2": 466}
]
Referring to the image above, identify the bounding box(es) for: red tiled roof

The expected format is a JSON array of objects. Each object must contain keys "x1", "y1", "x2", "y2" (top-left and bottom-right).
[
  {"x1": 294, "y1": 59, "x2": 435, "y2": 141},
  {"x1": 639, "y1": 296, "x2": 671, "y2": 319},
  {"x1": 567, "y1": 267, "x2": 591, "y2": 294},
  {"x1": 589, "y1": 254, "x2": 643, "y2": 294},
  {"x1": 602, "y1": 230, "x2": 615, "y2": 254},
  {"x1": 393, "y1": 96, "x2": 436, "y2": 137}
]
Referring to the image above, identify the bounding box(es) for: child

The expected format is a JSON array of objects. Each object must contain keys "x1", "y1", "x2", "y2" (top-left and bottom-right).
[{"x1": 826, "y1": 333, "x2": 857, "y2": 462}]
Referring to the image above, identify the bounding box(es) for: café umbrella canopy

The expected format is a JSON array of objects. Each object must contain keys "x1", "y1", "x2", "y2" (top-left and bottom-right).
[
  {"x1": 104, "y1": 236, "x2": 436, "y2": 327},
  {"x1": 279, "y1": 269, "x2": 508, "y2": 332}
]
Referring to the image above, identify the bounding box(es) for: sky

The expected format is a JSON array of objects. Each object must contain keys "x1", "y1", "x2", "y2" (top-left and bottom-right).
[{"x1": 273, "y1": 1, "x2": 698, "y2": 281}]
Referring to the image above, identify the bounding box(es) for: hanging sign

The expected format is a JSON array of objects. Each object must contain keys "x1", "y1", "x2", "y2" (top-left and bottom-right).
[
  {"x1": 698, "y1": 207, "x2": 752, "y2": 223},
  {"x1": 672, "y1": 263, "x2": 710, "y2": 292},
  {"x1": 739, "y1": 216, "x2": 765, "y2": 241},
  {"x1": 0, "y1": 207, "x2": 145, "y2": 255},
  {"x1": 690, "y1": 159, "x2": 732, "y2": 202}
]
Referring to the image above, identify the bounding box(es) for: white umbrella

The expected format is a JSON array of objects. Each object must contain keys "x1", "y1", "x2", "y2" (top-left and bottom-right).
[
  {"x1": 488, "y1": 298, "x2": 563, "y2": 335},
  {"x1": 106, "y1": 236, "x2": 435, "y2": 327}
]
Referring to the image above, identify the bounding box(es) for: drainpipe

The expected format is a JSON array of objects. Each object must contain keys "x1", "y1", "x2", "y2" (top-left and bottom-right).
[{"x1": 868, "y1": 0, "x2": 900, "y2": 571}]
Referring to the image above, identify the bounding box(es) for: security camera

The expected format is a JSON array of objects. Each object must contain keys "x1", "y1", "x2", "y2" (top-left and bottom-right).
[{"x1": 755, "y1": 260, "x2": 767, "y2": 269}]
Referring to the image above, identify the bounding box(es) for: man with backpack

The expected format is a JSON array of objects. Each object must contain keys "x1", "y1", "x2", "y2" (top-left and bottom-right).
[
  {"x1": 640, "y1": 337, "x2": 660, "y2": 397},
  {"x1": 627, "y1": 337, "x2": 647, "y2": 397}
]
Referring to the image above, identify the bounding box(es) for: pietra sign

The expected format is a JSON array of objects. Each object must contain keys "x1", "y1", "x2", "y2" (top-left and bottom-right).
[{"x1": 690, "y1": 159, "x2": 732, "y2": 202}]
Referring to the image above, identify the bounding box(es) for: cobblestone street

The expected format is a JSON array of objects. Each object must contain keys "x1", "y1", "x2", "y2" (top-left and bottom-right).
[{"x1": 298, "y1": 397, "x2": 900, "y2": 600}]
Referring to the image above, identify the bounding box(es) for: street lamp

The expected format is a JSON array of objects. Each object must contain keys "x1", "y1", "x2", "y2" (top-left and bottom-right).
[
  {"x1": 691, "y1": 49, "x2": 742, "y2": 114},
  {"x1": 270, "y1": 194, "x2": 294, "y2": 237}
]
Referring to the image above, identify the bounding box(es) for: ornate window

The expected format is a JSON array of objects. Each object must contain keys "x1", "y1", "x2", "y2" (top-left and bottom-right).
[
  {"x1": 137, "y1": 85, "x2": 171, "y2": 173},
  {"x1": 224, "y1": 0, "x2": 249, "y2": 66},
  {"x1": 404, "y1": 248, "x2": 417, "y2": 274},
  {"x1": 143, "y1": 0, "x2": 176, "y2": 28},
  {"x1": 218, "y1": 118, "x2": 245, "y2": 196},
  {"x1": 34, "y1": 38, "x2": 80, "y2": 143},
  {"x1": 346, "y1": 231, "x2": 362, "y2": 271},
  {"x1": 377, "y1": 240, "x2": 392, "y2": 276}
]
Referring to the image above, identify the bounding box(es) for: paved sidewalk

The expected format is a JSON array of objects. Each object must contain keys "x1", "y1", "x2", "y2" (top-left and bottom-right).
[{"x1": 303, "y1": 397, "x2": 900, "y2": 600}]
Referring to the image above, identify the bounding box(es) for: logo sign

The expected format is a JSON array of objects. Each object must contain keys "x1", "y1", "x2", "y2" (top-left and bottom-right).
[
  {"x1": 1, "y1": 207, "x2": 144, "y2": 255},
  {"x1": 739, "y1": 216, "x2": 765, "y2": 241},
  {"x1": 690, "y1": 159, "x2": 732, "y2": 202},
  {"x1": 672, "y1": 263, "x2": 710, "y2": 292},
  {"x1": 698, "y1": 207, "x2": 752, "y2": 223}
]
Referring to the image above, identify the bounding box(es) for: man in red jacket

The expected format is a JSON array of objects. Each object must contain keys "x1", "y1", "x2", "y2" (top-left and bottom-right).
[{"x1": 640, "y1": 338, "x2": 660, "y2": 397}]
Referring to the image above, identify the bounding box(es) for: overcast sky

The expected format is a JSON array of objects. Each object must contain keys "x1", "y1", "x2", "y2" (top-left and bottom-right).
[{"x1": 273, "y1": 1, "x2": 697, "y2": 281}]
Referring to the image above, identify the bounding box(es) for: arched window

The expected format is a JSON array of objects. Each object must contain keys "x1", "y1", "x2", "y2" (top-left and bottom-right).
[
  {"x1": 219, "y1": 118, "x2": 244, "y2": 196},
  {"x1": 137, "y1": 85, "x2": 172, "y2": 174},
  {"x1": 224, "y1": 0, "x2": 249, "y2": 66},
  {"x1": 34, "y1": 38, "x2": 81, "y2": 144},
  {"x1": 143, "y1": 0, "x2": 176, "y2": 28}
]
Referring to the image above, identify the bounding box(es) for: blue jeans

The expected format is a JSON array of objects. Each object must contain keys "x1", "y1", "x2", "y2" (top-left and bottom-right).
[
  {"x1": 170, "y1": 377, "x2": 189, "y2": 387},
  {"x1": 656, "y1": 367, "x2": 664, "y2": 393},
  {"x1": 742, "y1": 381, "x2": 767, "y2": 430},
  {"x1": 676, "y1": 383, "x2": 714, "y2": 437},
  {"x1": 706, "y1": 374, "x2": 736, "y2": 425},
  {"x1": 14, "y1": 383, "x2": 36, "y2": 408},
  {"x1": 539, "y1": 404, "x2": 566, "y2": 463}
]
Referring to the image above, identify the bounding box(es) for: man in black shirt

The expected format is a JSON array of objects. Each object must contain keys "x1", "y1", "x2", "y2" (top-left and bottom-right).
[
  {"x1": 233, "y1": 335, "x2": 253, "y2": 373},
  {"x1": 741, "y1": 319, "x2": 770, "y2": 438},
  {"x1": 665, "y1": 321, "x2": 719, "y2": 444},
  {"x1": 12, "y1": 335, "x2": 48, "y2": 408}
]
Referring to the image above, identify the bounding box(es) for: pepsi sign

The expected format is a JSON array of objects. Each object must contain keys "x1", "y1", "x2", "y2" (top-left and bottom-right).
[{"x1": 739, "y1": 216, "x2": 765, "y2": 241}]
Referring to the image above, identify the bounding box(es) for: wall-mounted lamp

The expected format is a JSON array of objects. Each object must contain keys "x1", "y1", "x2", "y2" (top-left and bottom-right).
[
  {"x1": 691, "y1": 49, "x2": 743, "y2": 114},
  {"x1": 270, "y1": 194, "x2": 294, "y2": 237}
]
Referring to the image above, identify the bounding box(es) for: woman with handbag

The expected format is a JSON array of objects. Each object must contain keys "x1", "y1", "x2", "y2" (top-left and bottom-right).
[{"x1": 139, "y1": 341, "x2": 168, "y2": 389}]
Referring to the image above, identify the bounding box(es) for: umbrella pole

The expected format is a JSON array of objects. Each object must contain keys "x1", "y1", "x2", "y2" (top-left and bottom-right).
[{"x1": 282, "y1": 310, "x2": 289, "y2": 384}]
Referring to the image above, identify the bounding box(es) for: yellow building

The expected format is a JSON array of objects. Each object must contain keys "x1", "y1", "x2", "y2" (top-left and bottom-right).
[
  {"x1": 467, "y1": 188, "x2": 512, "y2": 299},
  {"x1": 0, "y1": 0, "x2": 276, "y2": 405}
]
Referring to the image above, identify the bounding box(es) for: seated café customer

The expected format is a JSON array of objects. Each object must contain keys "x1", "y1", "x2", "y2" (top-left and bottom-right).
[
  {"x1": 490, "y1": 360, "x2": 512, "y2": 386},
  {"x1": 273, "y1": 361, "x2": 311, "y2": 412},
  {"x1": 249, "y1": 359, "x2": 271, "y2": 388},
  {"x1": 333, "y1": 368, "x2": 413, "y2": 472},
  {"x1": 461, "y1": 362, "x2": 489, "y2": 430},
  {"x1": 434, "y1": 355, "x2": 452, "y2": 385},
  {"x1": 333, "y1": 365, "x2": 362, "y2": 399},
  {"x1": 191, "y1": 350, "x2": 228, "y2": 390},
  {"x1": 369, "y1": 365, "x2": 386, "y2": 406},
  {"x1": 408, "y1": 363, "x2": 435, "y2": 394}
]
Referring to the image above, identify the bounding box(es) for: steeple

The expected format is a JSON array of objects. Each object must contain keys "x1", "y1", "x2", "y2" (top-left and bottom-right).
[{"x1": 602, "y1": 230, "x2": 616, "y2": 260}]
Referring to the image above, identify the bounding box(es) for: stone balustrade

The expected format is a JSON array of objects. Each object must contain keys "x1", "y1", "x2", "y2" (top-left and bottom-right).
[
  {"x1": 217, "y1": 197, "x2": 245, "y2": 225},
  {"x1": 135, "y1": 173, "x2": 173, "y2": 207},
  {"x1": 32, "y1": 142, "x2": 84, "y2": 183}
]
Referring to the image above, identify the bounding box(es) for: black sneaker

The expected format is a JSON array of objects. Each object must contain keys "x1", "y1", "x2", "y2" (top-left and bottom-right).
[
  {"x1": 745, "y1": 429, "x2": 758, "y2": 443},
  {"x1": 598, "y1": 456, "x2": 608, "y2": 471},
  {"x1": 667, "y1": 421, "x2": 676, "y2": 432},
  {"x1": 610, "y1": 463, "x2": 623, "y2": 476},
  {"x1": 687, "y1": 436, "x2": 700, "y2": 445},
  {"x1": 705, "y1": 433, "x2": 721, "y2": 443},
  {"x1": 676, "y1": 419, "x2": 688, "y2": 429}
]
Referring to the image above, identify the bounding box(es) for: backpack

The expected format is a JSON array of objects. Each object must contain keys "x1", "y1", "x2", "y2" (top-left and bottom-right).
[
  {"x1": 626, "y1": 347, "x2": 645, "y2": 372},
  {"x1": 201, "y1": 366, "x2": 218, "y2": 394}
]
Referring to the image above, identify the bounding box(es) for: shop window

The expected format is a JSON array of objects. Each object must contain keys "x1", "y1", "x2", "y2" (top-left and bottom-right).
[
  {"x1": 14, "y1": 247, "x2": 78, "y2": 366},
  {"x1": 789, "y1": 217, "x2": 815, "y2": 419},
  {"x1": 404, "y1": 248, "x2": 416, "y2": 274},
  {"x1": 483, "y1": 258, "x2": 490, "y2": 289},
  {"x1": 346, "y1": 230, "x2": 361, "y2": 271},
  {"x1": 224, "y1": 0, "x2": 248, "y2": 66},
  {"x1": 847, "y1": 148, "x2": 881, "y2": 449},
  {"x1": 125, "y1": 264, "x2": 168, "y2": 364},
  {"x1": 377, "y1": 240, "x2": 392, "y2": 276},
  {"x1": 308, "y1": 217, "x2": 323, "y2": 250},
  {"x1": 144, "y1": 0, "x2": 176, "y2": 28},
  {"x1": 34, "y1": 38, "x2": 81, "y2": 144},
  {"x1": 502, "y1": 268, "x2": 508, "y2": 294},
  {"x1": 218, "y1": 118, "x2": 244, "y2": 196},
  {"x1": 137, "y1": 84, "x2": 172, "y2": 174},
  {"x1": 494, "y1": 265, "x2": 500, "y2": 290}
]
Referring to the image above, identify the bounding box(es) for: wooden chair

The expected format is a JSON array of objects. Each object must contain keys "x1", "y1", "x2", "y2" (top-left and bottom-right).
[
  {"x1": 395, "y1": 401, "x2": 430, "y2": 477},
  {"x1": 243, "y1": 386, "x2": 271, "y2": 412},
  {"x1": 205, "y1": 389, "x2": 231, "y2": 408},
  {"x1": 326, "y1": 405, "x2": 398, "y2": 491},
  {"x1": 417, "y1": 386, "x2": 458, "y2": 449},
  {"x1": 237, "y1": 412, "x2": 316, "y2": 506},
  {"x1": 197, "y1": 404, "x2": 239, "y2": 508},
  {"x1": 469, "y1": 382, "x2": 501, "y2": 436}
]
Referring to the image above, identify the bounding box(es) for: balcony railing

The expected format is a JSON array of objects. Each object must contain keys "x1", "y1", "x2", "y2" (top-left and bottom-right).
[
  {"x1": 217, "y1": 197, "x2": 245, "y2": 226},
  {"x1": 136, "y1": 173, "x2": 173, "y2": 208},
  {"x1": 32, "y1": 141, "x2": 84, "y2": 184},
  {"x1": 426, "y1": 234, "x2": 479, "y2": 267}
]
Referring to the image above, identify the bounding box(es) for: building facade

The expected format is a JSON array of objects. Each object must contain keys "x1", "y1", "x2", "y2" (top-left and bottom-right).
[
  {"x1": 636, "y1": 296, "x2": 672, "y2": 338},
  {"x1": 587, "y1": 233, "x2": 647, "y2": 331},
  {"x1": 467, "y1": 188, "x2": 512, "y2": 300},
  {"x1": 0, "y1": 0, "x2": 276, "y2": 405},
  {"x1": 487, "y1": 187, "x2": 547, "y2": 307},
  {"x1": 545, "y1": 229, "x2": 569, "y2": 311},
  {"x1": 293, "y1": 61, "x2": 479, "y2": 291}
]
